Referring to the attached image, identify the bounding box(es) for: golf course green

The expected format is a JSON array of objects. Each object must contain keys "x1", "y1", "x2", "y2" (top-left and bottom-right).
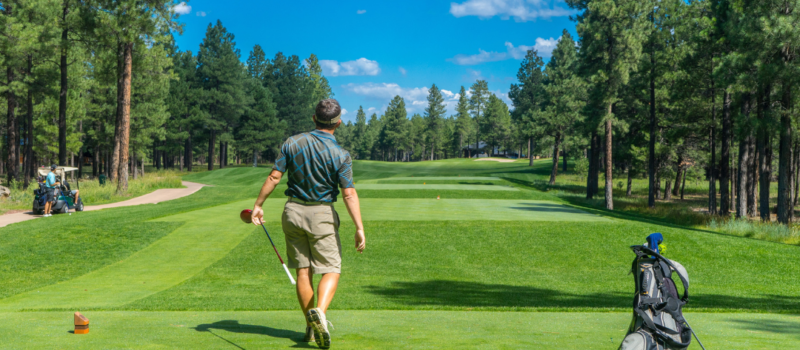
[{"x1": 1, "y1": 159, "x2": 798, "y2": 349}]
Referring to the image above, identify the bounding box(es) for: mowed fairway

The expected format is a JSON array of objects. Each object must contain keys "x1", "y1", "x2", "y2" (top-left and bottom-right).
[{"x1": 1, "y1": 159, "x2": 799, "y2": 349}]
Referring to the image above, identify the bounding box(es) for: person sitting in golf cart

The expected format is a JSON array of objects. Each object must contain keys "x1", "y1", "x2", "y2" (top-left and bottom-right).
[{"x1": 43, "y1": 164, "x2": 80, "y2": 217}]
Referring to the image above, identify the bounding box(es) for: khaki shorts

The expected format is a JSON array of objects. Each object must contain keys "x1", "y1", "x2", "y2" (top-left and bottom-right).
[{"x1": 282, "y1": 200, "x2": 342, "y2": 274}]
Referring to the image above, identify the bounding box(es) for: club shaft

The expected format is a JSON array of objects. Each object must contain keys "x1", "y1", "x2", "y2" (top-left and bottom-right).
[
  {"x1": 260, "y1": 223, "x2": 285, "y2": 264},
  {"x1": 283, "y1": 264, "x2": 296, "y2": 285}
]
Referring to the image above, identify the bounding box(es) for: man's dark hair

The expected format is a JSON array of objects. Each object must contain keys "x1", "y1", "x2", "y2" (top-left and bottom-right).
[
  {"x1": 314, "y1": 99, "x2": 342, "y2": 130},
  {"x1": 50, "y1": 164, "x2": 58, "y2": 170}
]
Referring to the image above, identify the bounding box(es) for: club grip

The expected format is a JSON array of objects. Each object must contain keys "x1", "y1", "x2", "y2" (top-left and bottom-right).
[{"x1": 283, "y1": 264, "x2": 296, "y2": 285}]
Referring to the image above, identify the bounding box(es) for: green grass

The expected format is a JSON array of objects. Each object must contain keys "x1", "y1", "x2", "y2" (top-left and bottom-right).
[
  {"x1": 1, "y1": 159, "x2": 799, "y2": 348},
  {"x1": 0, "y1": 311, "x2": 794, "y2": 349},
  {"x1": 353, "y1": 184, "x2": 520, "y2": 191},
  {"x1": 126, "y1": 220, "x2": 800, "y2": 313}
]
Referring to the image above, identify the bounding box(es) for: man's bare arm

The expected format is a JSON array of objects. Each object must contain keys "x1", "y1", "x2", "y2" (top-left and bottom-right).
[
  {"x1": 342, "y1": 187, "x2": 365, "y2": 253},
  {"x1": 252, "y1": 170, "x2": 283, "y2": 225}
]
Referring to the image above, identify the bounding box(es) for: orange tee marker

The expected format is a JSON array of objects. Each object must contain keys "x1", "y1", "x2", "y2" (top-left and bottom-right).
[
  {"x1": 437, "y1": 195, "x2": 440, "y2": 200},
  {"x1": 74, "y1": 312, "x2": 89, "y2": 334}
]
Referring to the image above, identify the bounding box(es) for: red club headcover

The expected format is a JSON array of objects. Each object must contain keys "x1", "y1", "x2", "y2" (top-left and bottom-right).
[{"x1": 240, "y1": 209, "x2": 253, "y2": 223}]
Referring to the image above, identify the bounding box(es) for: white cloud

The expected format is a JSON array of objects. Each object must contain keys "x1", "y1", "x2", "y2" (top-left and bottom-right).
[
  {"x1": 448, "y1": 49, "x2": 508, "y2": 65},
  {"x1": 319, "y1": 58, "x2": 381, "y2": 77},
  {"x1": 505, "y1": 37, "x2": 559, "y2": 58},
  {"x1": 450, "y1": 36, "x2": 561, "y2": 65},
  {"x1": 398, "y1": 67, "x2": 407, "y2": 76},
  {"x1": 196, "y1": 11, "x2": 207, "y2": 17},
  {"x1": 344, "y1": 83, "x2": 476, "y2": 115},
  {"x1": 450, "y1": 0, "x2": 572, "y2": 22},
  {"x1": 341, "y1": 108, "x2": 349, "y2": 116},
  {"x1": 344, "y1": 83, "x2": 428, "y2": 102},
  {"x1": 172, "y1": 2, "x2": 191, "y2": 15},
  {"x1": 357, "y1": 9, "x2": 367, "y2": 14},
  {"x1": 466, "y1": 69, "x2": 484, "y2": 80}
]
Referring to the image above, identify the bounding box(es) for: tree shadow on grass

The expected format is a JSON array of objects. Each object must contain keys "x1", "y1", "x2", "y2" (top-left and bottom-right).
[
  {"x1": 730, "y1": 317, "x2": 800, "y2": 339},
  {"x1": 366, "y1": 280, "x2": 800, "y2": 312},
  {"x1": 509, "y1": 202, "x2": 592, "y2": 214},
  {"x1": 365, "y1": 280, "x2": 629, "y2": 309},
  {"x1": 194, "y1": 320, "x2": 314, "y2": 349}
]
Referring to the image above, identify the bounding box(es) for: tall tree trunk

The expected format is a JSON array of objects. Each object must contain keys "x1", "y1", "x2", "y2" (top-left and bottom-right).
[
  {"x1": 115, "y1": 42, "x2": 133, "y2": 194},
  {"x1": 132, "y1": 147, "x2": 137, "y2": 180},
  {"x1": 93, "y1": 141, "x2": 99, "y2": 178},
  {"x1": 680, "y1": 169, "x2": 687, "y2": 200},
  {"x1": 719, "y1": 91, "x2": 732, "y2": 215},
  {"x1": 709, "y1": 92, "x2": 717, "y2": 215},
  {"x1": 737, "y1": 132, "x2": 751, "y2": 218},
  {"x1": 748, "y1": 134, "x2": 758, "y2": 217},
  {"x1": 219, "y1": 139, "x2": 224, "y2": 169},
  {"x1": 562, "y1": 143, "x2": 568, "y2": 172},
  {"x1": 648, "y1": 45, "x2": 657, "y2": 208},
  {"x1": 605, "y1": 107, "x2": 614, "y2": 210},
  {"x1": 757, "y1": 85, "x2": 771, "y2": 221},
  {"x1": 24, "y1": 55, "x2": 34, "y2": 189},
  {"x1": 6, "y1": 66, "x2": 19, "y2": 184},
  {"x1": 528, "y1": 137, "x2": 533, "y2": 166},
  {"x1": 58, "y1": 1, "x2": 69, "y2": 165},
  {"x1": 655, "y1": 172, "x2": 661, "y2": 199},
  {"x1": 672, "y1": 158, "x2": 683, "y2": 197},
  {"x1": 110, "y1": 42, "x2": 124, "y2": 181},
  {"x1": 208, "y1": 131, "x2": 216, "y2": 171},
  {"x1": 549, "y1": 132, "x2": 561, "y2": 185},
  {"x1": 664, "y1": 180, "x2": 672, "y2": 201},
  {"x1": 185, "y1": 133, "x2": 193, "y2": 172},
  {"x1": 626, "y1": 164, "x2": 633, "y2": 197},
  {"x1": 794, "y1": 142, "x2": 800, "y2": 207},
  {"x1": 777, "y1": 84, "x2": 793, "y2": 224}
]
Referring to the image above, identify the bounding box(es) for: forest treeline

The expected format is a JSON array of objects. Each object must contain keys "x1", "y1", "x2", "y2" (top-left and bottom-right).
[{"x1": 2, "y1": 0, "x2": 800, "y2": 225}]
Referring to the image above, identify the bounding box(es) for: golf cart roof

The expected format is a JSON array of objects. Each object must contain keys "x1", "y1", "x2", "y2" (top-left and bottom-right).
[{"x1": 37, "y1": 166, "x2": 79, "y2": 177}]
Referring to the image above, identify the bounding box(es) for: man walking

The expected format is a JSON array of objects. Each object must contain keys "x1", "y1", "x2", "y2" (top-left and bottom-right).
[{"x1": 251, "y1": 99, "x2": 365, "y2": 349}]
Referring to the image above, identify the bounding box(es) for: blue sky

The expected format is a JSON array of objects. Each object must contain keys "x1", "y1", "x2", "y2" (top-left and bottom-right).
[{"x1": 171, "y1": 0, "x2": 578, "y2": 123}]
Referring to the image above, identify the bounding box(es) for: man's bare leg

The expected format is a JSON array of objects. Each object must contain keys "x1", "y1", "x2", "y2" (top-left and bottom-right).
[
  {"x1": 316, "y1": 273, "x2": 340, "y2": 313},
  {"x1": 296, "y1": 268, "x2": 315, "y2": 325}
]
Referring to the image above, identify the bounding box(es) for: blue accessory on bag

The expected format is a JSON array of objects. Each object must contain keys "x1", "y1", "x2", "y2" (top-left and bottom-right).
[{"x1": 646, "y1": 233, "x2": 663, "y2": 254}]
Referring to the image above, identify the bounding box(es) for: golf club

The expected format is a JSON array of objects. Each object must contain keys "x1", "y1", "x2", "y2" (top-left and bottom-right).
[{"x1": 240, "y1": 209, "x2": 296, "y2": 285}]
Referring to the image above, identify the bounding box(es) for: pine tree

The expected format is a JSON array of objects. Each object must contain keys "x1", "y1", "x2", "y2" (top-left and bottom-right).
[
  {"x1": 380, "y1": 96, "x2": 408, "y2": 161},
  {"x1": 352, "y1": 106, "x2": 368, "y2": 159},
  {"x1": 481, "y1": 94, "x2": 512, "y2": 155},
  {"x1": 469, "y1": 80, "x2": 490, "y2": 156},
  {"x1": 454, "y1": 86, "x2": 472, "y2": 157},
  {"x1": 541, "y1": 30, "x2": 584, "y2": 185},
  {"x1": 237, "y1": 78, "x2": 283, "y2": 167},
  {"x1": 197, "y1": 20, "x2": 247, "y2": 171},
  {"x1": 509, "y1": 50, "x2": 546, "y2": 166},
  {"x1": 424, "y1": 84, "x2": 446, "y2": 160},
  {"x1": 306, "y1": 53, "x2": 333, "y2": 103},
  {"x1": 568, "y1": 0, "x2": 648, "y2": 209},
  {"x1": 264, "y1": 52, "x2": 315, "y2": 136}
]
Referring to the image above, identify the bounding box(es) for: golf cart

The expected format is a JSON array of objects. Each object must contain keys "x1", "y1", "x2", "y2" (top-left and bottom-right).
[{"x1": 32, "y1": 166, "x2": 84, "y2": 215}]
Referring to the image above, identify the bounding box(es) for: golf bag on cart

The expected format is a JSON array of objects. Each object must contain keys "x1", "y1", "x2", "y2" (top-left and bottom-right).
[{"x1": 619, "y1": 235, "x2": 705, "y2": 350}]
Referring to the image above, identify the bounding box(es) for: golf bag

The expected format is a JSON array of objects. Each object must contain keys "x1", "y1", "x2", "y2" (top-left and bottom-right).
[
  {"x1": 32, "y1": 183, "x2": 48, "y2": 215},
  {"x1": 619, "y1": 245, "x2": 701, "y2": 350}
]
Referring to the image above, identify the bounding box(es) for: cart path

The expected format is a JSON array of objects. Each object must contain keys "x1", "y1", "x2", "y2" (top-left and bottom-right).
[
  {"x1": 0, "y1": 181, "x2": 205, "y2": 228},
  {"x1": 0, "y1": 201, "x2": 252, "y2": 311}
]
